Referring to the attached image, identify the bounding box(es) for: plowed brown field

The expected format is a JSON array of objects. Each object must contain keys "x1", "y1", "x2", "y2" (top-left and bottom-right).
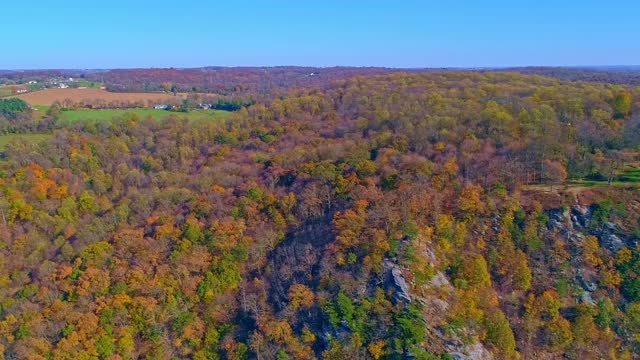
[{"x1": 11, "y1": 88, "x2": 177, "y2": 106}]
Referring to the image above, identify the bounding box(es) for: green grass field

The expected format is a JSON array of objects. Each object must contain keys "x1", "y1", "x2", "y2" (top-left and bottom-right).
[
  {"x1": 0, "y1": 133, "x2": 52, "y2": 151},
  {"x1": 69, "y1": 80, "x2": 103, "y2": 88},
  {"x1": 0, "y1": 88, "x2": 13, "y2": 98},
  {"x1": 27, "y1": 83, "x2": 46, "y2": 91},
  {"x1": 524, "y1": 163, "x2": 640, "y2": 194},
  {"x1": 32, "y1": 105, "x2": 50, "y2": 120},
  {"x1": 560, "y1": 165, "x2": 640, "y2": 189},
  {"x1": 0, "y1": 108, "x2": 229, "y2": 152},
  {"x1": 619, "y1": 166, "x2": 640, "y2": 182},
  {"x1": 56, "y1": 108, "x2": 229, "y2": 125},
  {"x1": 571, "y1": 169, "x2": 640, "y2": 186}
]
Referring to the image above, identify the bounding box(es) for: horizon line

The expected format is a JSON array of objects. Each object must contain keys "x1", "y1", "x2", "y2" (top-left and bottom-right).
[{"x1": 2, "y1": 65, "x2": 640, "y2": 72}]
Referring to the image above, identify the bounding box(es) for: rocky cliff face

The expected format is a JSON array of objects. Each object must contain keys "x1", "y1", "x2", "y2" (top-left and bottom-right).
[
  {"x1": 556, "y1": 205, "x2": 631, "y2": 253},
  {"x1": 378, "y1": 202, "x2": 639, "y2": 360},
  {"x1": 550, "y1": 203, "x2": 634, "y2": 251},
  {"x1": 383, "y1": 247, "x2": 494, "y2": 359},
  {"x1": 547, "y1": 204, "x2": 635, "y2": 306}
]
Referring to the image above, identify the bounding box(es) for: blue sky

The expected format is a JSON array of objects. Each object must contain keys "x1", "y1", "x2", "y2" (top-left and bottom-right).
[{"x1": 3, "y1": 0, "x2": 639, "y2": 69}]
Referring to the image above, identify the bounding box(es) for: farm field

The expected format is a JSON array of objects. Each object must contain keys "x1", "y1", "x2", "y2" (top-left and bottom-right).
[
  {"x1": 10, "y1": 88, "x2": 177, "y2": 106},
  {"x1": 69, "y1": 80, "x2": 103, "y2": 88},
  {"x1": 32, "y1": 105, "x2": 50, "y2": 120},
  {"x1": 55, "y1": 108, "x2": 229, "y2": 125},
  {"x1": 0, "y1": 108, "x2": 227, "y2": 151},
  {"x1": 0, "y1": 85, "x2": 29, "y2": 98},
  {"x1": 0, "y1": 133, "x2": 52, "y2": 151},
  {"x1": 0, "y1": 88, "x2": 13, "y2": 97}
]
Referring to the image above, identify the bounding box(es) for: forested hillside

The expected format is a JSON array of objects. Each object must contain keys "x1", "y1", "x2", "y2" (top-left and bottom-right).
[
  {"x1": 0, "y1": 72, "x2": 639, "y2": 359},
  {"x1": 91, "y1": 67, "x2": 406, "y2": 95},
  {"x1": 0, "y1": 68, "x2": 409, "y2": 97},
  {"x1": 504, "y1": 67, "x2": 640, "y2": 86}
]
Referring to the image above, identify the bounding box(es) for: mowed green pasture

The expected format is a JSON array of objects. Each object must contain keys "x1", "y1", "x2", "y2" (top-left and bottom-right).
[
  {"x1": 0, "y1": 88, "x2": 13, "y2": 98},
  {"x1": 619, "y1": 166, "x2": 640, "y2": 182},
  {"x1": 70, "y1": 80, "x2": 103, "y2": 88},
  {"x1": 523, "y1": 163, "x2": 640, "y2": 194},
  {"x1": 570, "y1": 166, "x2": 640, "y2": 187},
  {"x1": 56, "y1": 108, "x2": 229, "y2": 125},
  {"x1": 0, "y1": 108, "x2": 230, "y2": 152},
  {"x1": 32, "y1": 105, "x2": 50, "y2": 120}
]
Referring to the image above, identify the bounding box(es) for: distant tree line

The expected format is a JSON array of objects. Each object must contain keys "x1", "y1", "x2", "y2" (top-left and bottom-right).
[{"x1": 210, "y1": 98, "x2": 256, "y2": 111}]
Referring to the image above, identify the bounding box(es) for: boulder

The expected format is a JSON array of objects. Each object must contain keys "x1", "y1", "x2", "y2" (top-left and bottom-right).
[
  {"x1": 383, "y1": 260, "x2": 412, "y2": 304},
  {"x1": 449, "y1": 342, "x2": 493, "y2": 360},
  {"x1": 391, "y1": 267, "x2": 412, "y2": 303},
  {"x1": 429, "y1": 272, "x2": 453, "y2": 290},
  {"x1": 571, "y1": 205, "x2": 590, "y2": 228},
  {"x1": 581, "y1": 291, "x2": 596, "y2": 306},
  {"x1": 602, "y1": 233, "x2": 625, "y2": 253}
]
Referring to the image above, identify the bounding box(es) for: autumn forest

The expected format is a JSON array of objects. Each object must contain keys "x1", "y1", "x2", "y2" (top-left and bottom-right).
[{"x1": 0, "y1": 69, "x2": 640, "y2": 360}]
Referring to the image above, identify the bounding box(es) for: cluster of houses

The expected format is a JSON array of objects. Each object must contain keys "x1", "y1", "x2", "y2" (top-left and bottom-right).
[
  {"x1": 15, "y1": 81, "x2": 38, "y2": 93},
  {"x1": 49, "y1": 77, "x2": 97, "y2": 89},
  {"x1": 0, "y1": 85, "x2": 29, "y2": 95},
  {"x1": 153, "y1": 103, "x2": 214, "y2": 110},
  {"x1": 54, "y1": 78, "x2": 75, "y2": 89},
  {"x1": 1, "y1": 77, "x2": 108, "y2": 94}
]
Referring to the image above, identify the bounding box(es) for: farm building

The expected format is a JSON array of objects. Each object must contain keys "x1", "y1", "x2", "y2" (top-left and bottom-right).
[{"x1": 1, "y1": 85, "x2": 29, "y2": 95}]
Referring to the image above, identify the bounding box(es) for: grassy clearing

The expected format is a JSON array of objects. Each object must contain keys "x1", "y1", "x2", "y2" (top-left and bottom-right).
[
  {"x1": 0, "y1": 107, "x2": 229, "y2": 156},
  {"x1": 0, "y1": 88, "x2": 13, "y2": 98},
  {"x1": 522, "y1": 165, "x2": 640, "y2": 195},
  {"x1": 56, "y1": 108, "x2": 229, "y2": 125},
  {"x1": 568, "y1": 180, "x2": 638, "y2": 188},
  {"x1": 563, "y1": 166, "x2": 640, "y2": 188},
  {"x1": 0, "y1": 133, "x2": 52, "y2": 151},
  {"x1": 27, "y1": 83, "x2": 45, "y2": 91},
  {"x1": 70, "y1": 80, "x2": 103, "y2": 88},
  {"x1": 32, "y1": 105, "x2": 50, "y2": 120},
  {"x1": 619, "y1": 166, "x2": 640, "y2": 182},
  {"x1": 567, "y1": 165, "x2": 640, "y2": 187}
]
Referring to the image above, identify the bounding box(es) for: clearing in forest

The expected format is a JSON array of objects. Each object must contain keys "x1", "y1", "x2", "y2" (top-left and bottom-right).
[
  {"x1": 55, "y1": 108, "x2": 229, "y2": 124},
  {"x1": 0, "y1": 133, "x2": 52, "y2": 151}
]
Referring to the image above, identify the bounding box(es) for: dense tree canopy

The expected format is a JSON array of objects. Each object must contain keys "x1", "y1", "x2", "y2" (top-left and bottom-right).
[
  {"x1": 0, "y1": 71, "x2": 639, "y2": 359},
  {"x1": 0, "y1": 98, "x2": 28, "y2": 118}
]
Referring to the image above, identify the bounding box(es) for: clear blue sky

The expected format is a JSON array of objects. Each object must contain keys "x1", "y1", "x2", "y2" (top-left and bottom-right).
[{"x1": 3, "y1": 0, "x2": 639, "y2": 69}]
